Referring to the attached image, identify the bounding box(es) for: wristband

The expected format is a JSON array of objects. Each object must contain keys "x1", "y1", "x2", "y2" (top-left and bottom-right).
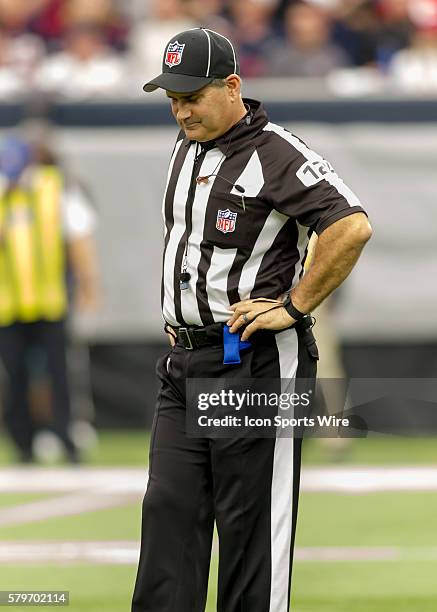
[{"x1": 283, "y1": 295, "x2": 306, "y2": 321}]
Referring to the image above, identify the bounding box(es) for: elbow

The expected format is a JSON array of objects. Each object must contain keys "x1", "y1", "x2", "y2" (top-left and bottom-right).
[
  {"x1": 358, "y1": 218, "x2": 373, "y2": 245},
  {"x1": 349, "y1": 213, "x2": 373, "y2": 246}
]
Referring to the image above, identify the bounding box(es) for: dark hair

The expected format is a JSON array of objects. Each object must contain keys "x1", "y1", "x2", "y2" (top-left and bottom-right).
[{"x1": 209, "y1": 78, "x2": 227, "y2": 88}]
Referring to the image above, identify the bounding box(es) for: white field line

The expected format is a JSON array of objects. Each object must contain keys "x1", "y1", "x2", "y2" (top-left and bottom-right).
[
  {"x1": 1, "y1": 466, "x2": 437, "y2": 528},
  {"x1": 302, "y1": 466, "x2": 437, "y2": 493},
  {"x1": 297, "y1": 546, "x2": 437, "y2": 562},
  {"x1": 0, "y1": 541, "x2": 139, "y2": 565},
  {"x1": 2, "y1": 466, "x2": 437, "y2": 494},
  {"x1": 0, "y1": 467, "x2": 147, "y2": 494},
  {"x1": 1, "y1": 542, "x2": 437, "y2": 565},
  {"x1": 0, "y1": 492, "x2": 140, "y2": 527}
]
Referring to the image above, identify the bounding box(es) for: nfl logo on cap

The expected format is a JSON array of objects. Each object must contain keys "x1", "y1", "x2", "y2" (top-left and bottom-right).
[
  {"x1": 165, "y1": 41, "x2": 185, "y2": 68},
  {"x1": 216, "y1": 209, "x2": 237, "y2": 234}
]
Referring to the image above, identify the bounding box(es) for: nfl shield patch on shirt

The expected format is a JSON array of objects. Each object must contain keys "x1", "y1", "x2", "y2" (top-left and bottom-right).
[{"x1": 216, "y1": 209, "x2": 237, "y2": 234}]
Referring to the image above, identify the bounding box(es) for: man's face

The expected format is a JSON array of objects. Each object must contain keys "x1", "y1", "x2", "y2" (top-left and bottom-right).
[{"x1": 166, "y1": 81, "x2": 234, "y2": 142}]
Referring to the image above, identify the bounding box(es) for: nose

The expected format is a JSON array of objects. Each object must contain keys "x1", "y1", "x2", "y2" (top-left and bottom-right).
[{"x1": 174, "y1": 100, "x2": 192, "y2": 122}]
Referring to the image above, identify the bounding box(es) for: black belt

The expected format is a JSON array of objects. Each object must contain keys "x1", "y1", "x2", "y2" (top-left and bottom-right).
[
  {"x1": 166, "y1": 323, "x2": 222, "y2": 350},
  {"x1": 166, "y1": 316, "x2": 314, "y2": 351}
]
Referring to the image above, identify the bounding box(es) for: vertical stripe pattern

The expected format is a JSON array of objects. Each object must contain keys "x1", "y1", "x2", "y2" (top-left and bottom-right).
[
  {"x1": 161, "y1": 101, "x2": 365, "y2": 326},
  {"x1": 162, "y1": 143, "x2": 197, "y2": 326},
  {"x1": 270, "y1": 328, "x2": 299, "y2": 612},
  {"x1": 205, "y1": 246, "x2": 238, "y2": 320},
  {"x1": 291, "y1": 222, "x2": 310, "y2": 289},
  {"x1": 162, "y1": 139, "x2": 184, "y2": 239},
  {"x1": 180, "y1": 149, "x2": 226, "y2": 326},
  {"x1": 238, "y1": 210, "x2": 289, "y2": 300}
]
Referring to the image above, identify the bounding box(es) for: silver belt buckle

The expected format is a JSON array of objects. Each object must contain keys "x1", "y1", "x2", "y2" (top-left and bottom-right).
[{"x1": 178, "y1": 327, "x2": 194, "y2": 350}]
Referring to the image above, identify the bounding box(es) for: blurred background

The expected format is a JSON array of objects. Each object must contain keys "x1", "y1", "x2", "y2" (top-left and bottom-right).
[{"x1": 0, "y1": 0, "x2": 436, "y2": 610}]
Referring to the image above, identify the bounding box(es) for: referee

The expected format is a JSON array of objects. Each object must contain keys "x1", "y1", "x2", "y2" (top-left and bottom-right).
[{"x1": 132, "y1": 28, "x2": 372, "y2": 612}]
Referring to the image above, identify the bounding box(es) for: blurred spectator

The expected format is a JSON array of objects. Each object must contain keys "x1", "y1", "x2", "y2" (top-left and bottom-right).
[
  {"x1": 64, "y1": 0, "x2": 117, "y2": 26},
  {"x1": 3, "y1": 0, "x2": 437, "y2": 93},
  {"x1": 25, "y1": 0, "x2": 130, "y2": 53},
  {"x1": 62, "y1": 0, "x2": 130, "y2": 51},
  {"x1": 268, "y1": 1, "x2": 349, "y2": 77},
  {"x1": 374, "y1": 0, "x2": 413, "y2": 68},
  {"x1": 180, "y1": 0, "x2": 231, "y2": 33},
  {"x1": 0, "y1": 0, "x2": 51, "y2": 34},
  {"x1": 35, "y1": 22, "x2": 126, "y2": 99},
  {"x1": 129, "y1": 0, "x2": 196, "y2": 82},
  {"x1": 0, "y1": 30, "x2": 28, "y2": 97},
  {"x1": 228, "y1": 0, "x2": 280, "y2": 77},
  {"x1": 389, "y1": 0, "x2": 437, "y2": 91},
  {"x1": 0, "y1": 28, "x2": 44, "y2": 97},
  {"x1": 333, "y1": 0, "x2": 381, "y2": 66},
  {"x1": 0, "y1": 134, "x2": 99, "y2": 463},
  {"x1": 26, "y1": 0, "x2": 64, "y2": 51}
]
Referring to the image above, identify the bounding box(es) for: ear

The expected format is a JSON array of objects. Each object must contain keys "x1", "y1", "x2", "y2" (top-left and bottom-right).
[{"x1": 225, "y1": 74, "x2": 242, "y2": 101}]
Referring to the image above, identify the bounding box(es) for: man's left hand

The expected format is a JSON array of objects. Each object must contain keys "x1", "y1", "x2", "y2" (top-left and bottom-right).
[{"x1": 227, "y1": 298, "x2": 295, "y2": 341}]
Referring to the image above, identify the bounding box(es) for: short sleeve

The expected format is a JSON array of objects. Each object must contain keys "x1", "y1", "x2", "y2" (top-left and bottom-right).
[
  {"x1": 259, "y1": 125, "x2": 367, "y2": 235},
  {"x1": 61, "y1": 185, "x2": 97, "y2": 238}
]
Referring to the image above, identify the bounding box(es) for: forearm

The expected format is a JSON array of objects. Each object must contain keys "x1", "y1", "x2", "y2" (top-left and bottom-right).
[{"x1": 291, "y1": 213, "x2": 372, "y2": 314}]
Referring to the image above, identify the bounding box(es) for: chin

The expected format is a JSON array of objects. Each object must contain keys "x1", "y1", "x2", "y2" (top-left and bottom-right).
[{"x1": 184, "y1": 126, "x2": 208, "y2": 141}]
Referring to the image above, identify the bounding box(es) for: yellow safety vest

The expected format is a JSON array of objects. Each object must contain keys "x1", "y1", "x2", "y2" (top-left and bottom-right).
[{"x1": 0, "y1": 165, "x2": 67, "y2": 325}]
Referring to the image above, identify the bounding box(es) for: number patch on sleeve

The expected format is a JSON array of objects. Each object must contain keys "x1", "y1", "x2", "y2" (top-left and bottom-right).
[{"x1": 296, "y1": 159, "x2": 335, "y2": 187}]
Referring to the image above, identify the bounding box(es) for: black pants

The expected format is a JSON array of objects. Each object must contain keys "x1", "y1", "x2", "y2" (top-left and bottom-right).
[
  {"x1": 132, "y1": 325, "x2": 317, "y2": 612},
  {"x1": 0, "y1": 320, "x2": 75, "y2": 458}
]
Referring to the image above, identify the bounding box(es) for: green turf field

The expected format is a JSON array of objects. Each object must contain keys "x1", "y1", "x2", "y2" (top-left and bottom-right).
[
  {"x1": 0, "y1": 431, "x2": 436, "y2": 611},
  {"x1": 293, "y1": 561, "x2": 437, "y2": 612},
  {"x1": 0, "y1": 493, "x2": 53, "y2": 508},
  {"x1": 2, "y1": 490, "x2": 437, "y2": 545},
  {"x1": 2, "y1": 432, "x2": 437, "y2": 466},
  {"x1": 1, "y1": 558, "x2": 437, "y2": 611}
]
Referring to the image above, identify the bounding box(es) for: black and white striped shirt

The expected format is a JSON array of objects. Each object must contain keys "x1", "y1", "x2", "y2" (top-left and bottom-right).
[{"x1": 161, "y1": 99, "x2": 365, "y2": 327}]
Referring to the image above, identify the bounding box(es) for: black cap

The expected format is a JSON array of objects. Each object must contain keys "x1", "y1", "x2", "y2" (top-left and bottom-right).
[{"x1": 143, "y1": 28, "x2": 239, "y2": 94}]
